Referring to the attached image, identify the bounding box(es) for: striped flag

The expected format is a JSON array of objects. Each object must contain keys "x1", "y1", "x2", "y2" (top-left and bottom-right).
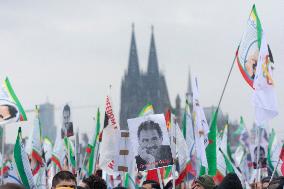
[
  {"x1": 0, "y1": 77, "x2": 27, "y2": 124},
  {"x1": 13, "y1": 128, "x2": 35, "y2": 189},
  {"x1": 51, "y1": 129, "x2": 65, "y2": 171},
  {"x1": 86, "y1": 108, "x2": 101, "y2": 176},
  {"x1": 139, "y1": 104, "x2": 154, "y2": 116},
  {"x1": 31, "y1": 107, "x2": 43, "y2": 175}
]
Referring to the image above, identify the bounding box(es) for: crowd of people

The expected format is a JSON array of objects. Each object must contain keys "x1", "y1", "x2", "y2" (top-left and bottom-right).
[{"x1": 1, "y1": 171, "x2": 284, "y2": 189}]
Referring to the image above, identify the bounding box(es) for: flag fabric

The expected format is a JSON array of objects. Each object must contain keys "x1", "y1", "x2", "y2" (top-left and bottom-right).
[
  {"x1": 267, "y1": 129, "x2": 282, "y2": 176},
  {"x1": 13, "y1": 128, "x2": 35, "y2": 189},
  {"x1": 0, "y1": 77, "x2": 27, "y2": 124},
  {"x1": 64, "y1": 137, "x2": 76, "y2": 172},
  {"x1": 236, "y1": 5, "x2": 262, "y2": 88},
  {"x1": 3, "y1": 161, "x2": 22, "y2": 185},
  {"x1": 43, "y1": 137, "x2": 53, "y2": 167},
  {"x1": 182, "y1": 100, "x2": 195, "y2": 159},
  {"x1": 192, "y1": 76, "x2": 209, "y2": 170},
  {"x1": 86, "y1": 108, "x2": 101, "y2": 176},
  {"x1": 0, "y1": 153, "x2": 9, "y2": 176},
  {"x1": 170, "y1": 114, "x2": 189, "y2": 172},
  {"x1": 233, "y1": 116, "x2": 245, "y2": 137},
  {"x1": 52, "y1": 129, "x2": 65, "y2": 171},
  {"x1": 31, "y1": 108, "x2": 43, "y2": 175},
  {"x1": 252, "y1": 32, "x2": 278, "y2": 126},
  {"x1": 139, "y1": 104, "x2": 154, "y2": 116},
  {"x1": 205, "y1": 111, "x2": 217, "y2": 176},
  {"x1": 33, "y1": 166, "x2": 47, "y2": 189},
  {"x1": 98, "y1": 96, "x2": 120, "y2": 175}
]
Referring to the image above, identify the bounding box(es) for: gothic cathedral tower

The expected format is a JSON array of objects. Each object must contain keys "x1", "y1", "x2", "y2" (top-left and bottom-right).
[{"x1": 120, "y1": 25, "x2": 171, "y2": 129}]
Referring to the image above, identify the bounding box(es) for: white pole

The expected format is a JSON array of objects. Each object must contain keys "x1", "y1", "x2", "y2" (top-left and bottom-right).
[
  {"x1": 157, "y1": 168, "x2": 164, "y2": 189},
  {"x1": 268, "y1": 158, "x2": 280, "y2": 185},
  {"x1": 255, "y1": 127, "x2": 262, "y2": 182},
  {"x1": 172, "y1": 121, "x2": 176, "y2": 189}
]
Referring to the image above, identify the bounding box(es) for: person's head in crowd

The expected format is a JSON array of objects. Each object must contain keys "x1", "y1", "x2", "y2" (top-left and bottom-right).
[
  {"x1": 77, "y1": 187, "x2": 85, "y2": 189},
  {"x1": 260, "y1": 176, "x2": 284, "y2": 189},
  {"x1": 0, "y1": 183, "x2": 25, "y2": 189},
  {"x1": 216, "y1": 173, "x2": 242, "y2": 189},
  {"x1": 81, "y1": 175, "x2": 107, "y2": 189},
  {"x1": 142, "y1": 180, "x2": 161, "y2": 189},
  {"x1": 51, "y1": 171, "x2": 77, "y2": 189},
  {"x1": 192, "y1": 175, "x2": 216, "y2": 189}
]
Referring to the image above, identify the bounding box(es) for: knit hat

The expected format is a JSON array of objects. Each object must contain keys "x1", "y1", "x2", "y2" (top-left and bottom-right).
[
  {"x1": 196, "y1": 175, "x2": 216, "y2": 189},
  {"x1": 217, "y1": 173, "x2": 243, "y2": 189}
]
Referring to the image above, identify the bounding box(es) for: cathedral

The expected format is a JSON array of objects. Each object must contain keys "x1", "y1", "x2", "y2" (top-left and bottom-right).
[{"x1": 119, "y1": 25, "x2": 172, "y2": 129}]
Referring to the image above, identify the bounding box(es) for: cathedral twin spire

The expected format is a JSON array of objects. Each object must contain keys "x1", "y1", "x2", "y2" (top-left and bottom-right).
[{"x1": 127, "y1": 24, "x2": 159, "y2": 76}]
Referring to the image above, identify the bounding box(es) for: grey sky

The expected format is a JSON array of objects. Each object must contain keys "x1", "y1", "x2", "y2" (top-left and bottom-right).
[{"x1": 1, "y1": 0, "x2": 283, "y2": 143}]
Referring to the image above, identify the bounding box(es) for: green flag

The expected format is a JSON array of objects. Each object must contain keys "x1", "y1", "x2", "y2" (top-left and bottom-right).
[{"x1": 206, "y1": 111, "x2": 217, "y2": 175}]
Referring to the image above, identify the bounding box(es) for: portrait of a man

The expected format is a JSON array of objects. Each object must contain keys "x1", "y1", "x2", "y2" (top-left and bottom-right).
[
  {"x1": 128, "y1": 114, "x2": 173, "y2": 172},
  {"x1": 253, "y1": 145, "x2": 267, "y2": 169},
  {"x1": 0, "y1": 99, "x2": 19, "y2": 124}
]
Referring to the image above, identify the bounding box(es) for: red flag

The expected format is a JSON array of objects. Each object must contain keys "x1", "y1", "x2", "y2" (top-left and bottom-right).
[{"x1": 165, "y1": 109, "x2": 171, "y2": 130}]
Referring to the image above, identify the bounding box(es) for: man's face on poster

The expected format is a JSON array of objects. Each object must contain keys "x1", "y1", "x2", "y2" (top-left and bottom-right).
[
  {"x1": 245, "y1": 50, "x2": 259, "y2": 79},
  {"x1": 0, "y1": 105, "x2": 16, "y2": 122},
  {"x1": 138, "y1": 129, "x2": 163, "y2": 158}
]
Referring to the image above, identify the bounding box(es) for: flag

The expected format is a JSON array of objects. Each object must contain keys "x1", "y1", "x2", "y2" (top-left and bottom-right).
[
  {"x1": 43, "y1": 137, "x2": 53, "y2": 167},
  {"x1": 52, "y1": 129, "x2": 65, "y2": 171},
  {"x1": 236, "y1": 5, "x2": 262, "y2": 88},
  {"x1": 205, "y1": 111, "x2": 217, "y2": 175},
  {"x1": 98, "y1": 96, "x2": 120, "y2": 175},
  {"x1": 0, "y1": 77, "x2": 27, "y2": 124},
  {"x1": 267, "y1": 129, "x2": 281, "y2": 176},
  {"x1": 192, "y1": 76, "x2": 209, "y2": 170},
  {"x1": 139, "y1": 104, "x2": 154, "y2": 116},
  {"x1": 3, "y1": 161, "x2": 22, "y2": 185},
  {"x1": 86, "y1": 108, "x2": 101, "y2": 175},
  {"x1": 33, "y1": 166, "x2": 47, "y2": 189},
  {"x1": 13, "y1": 128, "x2": 35, "y2": 189},
  {"x1": 0, "y1": 153, "x2": 9, "y2": 176},
  {"x1": 182, "y1": 99, "x2": 195, "y2": 160},
  {"x1": 31, "y1": 107, "x2": 43, "y2": 175},
  {"x1": 252, "y1": 32, "x2": 278, "y2": 125},
  {"x1": 233, "y1": 116, "x2": 245, "y2": 137},
  {"x1": 64, "y1": 137, "x2": 76, "y2": 172}
]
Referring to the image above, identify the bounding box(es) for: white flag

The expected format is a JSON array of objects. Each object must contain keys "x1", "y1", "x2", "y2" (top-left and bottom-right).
[
  {"x1": 99, "y1": 96, "x2": 120, "y2": 175},
  {"x1": 252, "y1": 33, "x2": 278, "y2": 125},
  {"x1": 192, "y1": 75, "x2": 209, "y2": 168}
]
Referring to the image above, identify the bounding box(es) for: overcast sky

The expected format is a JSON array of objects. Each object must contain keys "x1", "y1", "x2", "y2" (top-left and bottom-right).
[{"x1": 1, "y1": 0, "x2": 284, "y2": 143}]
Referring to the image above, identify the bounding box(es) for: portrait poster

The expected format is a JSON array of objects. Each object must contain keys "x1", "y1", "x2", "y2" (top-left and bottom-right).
[
  {"x1": 250, "y1": 130, "x2": 268, "y2": 169},
  {"x1": 127, "y1": 114, "x2": 173, "y2": 172}
]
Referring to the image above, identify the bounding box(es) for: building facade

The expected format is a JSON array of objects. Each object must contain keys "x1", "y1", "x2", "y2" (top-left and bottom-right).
[{"x1": 39, "y1": 102, "x2": 57, "y2": 141}]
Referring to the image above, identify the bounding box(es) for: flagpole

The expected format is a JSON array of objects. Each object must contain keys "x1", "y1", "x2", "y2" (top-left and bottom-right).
[
  {"x1": 172, "y1": 120, "x2": 176, "y2": 189},
  {"x1": 157, "y1": 168, "x2": 164, "y2": 189},
  {"x1": 1, "y1": 125, "x2": 5, "y2": 185},
  {"x1": 216, "y1": 49, "x2": 238, "y2": 113},
  {"x1": 268, "y1": 158, "x2": 280, "y2": 185},
  {"x1": 255, "y1": 127, "x2": 263, "y2": 182}
]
